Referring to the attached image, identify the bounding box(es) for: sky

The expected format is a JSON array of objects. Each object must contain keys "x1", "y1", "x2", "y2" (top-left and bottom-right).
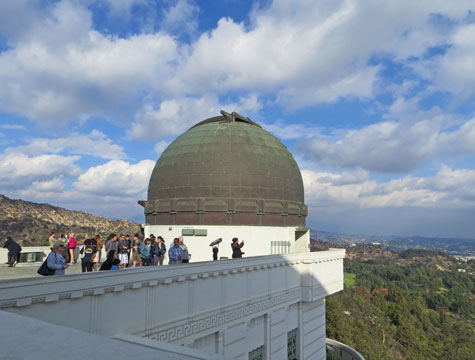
[{"x1": 0, "y1": 0, "x2": 474, "y2": 238}]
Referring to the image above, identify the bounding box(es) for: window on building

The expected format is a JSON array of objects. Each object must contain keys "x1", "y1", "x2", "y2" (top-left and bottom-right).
[
  {"x1": 271, "y1": 241, "x2": 291, "y2": 254},
  {"x1": 249, "y1": 345, "x2": 264, "y2": 360},
  {"x1": 287, "y1": 328, "x2": 298, "y2": 360},
  {"x1": 181, "y1": 229, "x2": 208, "y2": 236}
]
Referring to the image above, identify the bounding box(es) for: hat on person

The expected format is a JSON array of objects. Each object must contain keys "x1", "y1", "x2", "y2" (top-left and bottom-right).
[{"x1": 53, "y1": 240, "x2": 65, "y2": 250}]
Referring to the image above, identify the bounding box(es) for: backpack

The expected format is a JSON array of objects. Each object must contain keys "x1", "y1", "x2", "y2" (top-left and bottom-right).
[{"x1": 37, "y1": 253, "x2": 56, "y2": 276}]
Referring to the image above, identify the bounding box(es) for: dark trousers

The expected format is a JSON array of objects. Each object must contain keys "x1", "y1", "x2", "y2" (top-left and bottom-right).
[
  {"x1": 81, "y1": 261, "x2": 93, "y2": 272},
  {"x1": 141, "y1": 258, "x2": 150, "y2": 266},
  {"x1": 7, "y1": 253, "x2": 20, "y2": 266}
]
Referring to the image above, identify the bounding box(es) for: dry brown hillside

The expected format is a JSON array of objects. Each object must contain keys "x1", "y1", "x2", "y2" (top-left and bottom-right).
[{"x1": 0, "y1": 194, "x2": 141, "y2": 246}]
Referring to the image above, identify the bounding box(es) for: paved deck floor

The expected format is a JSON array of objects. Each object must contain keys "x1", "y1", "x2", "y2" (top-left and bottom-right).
[{"x1": 0, "y1": 261, "x2": 85, "y2": 281}]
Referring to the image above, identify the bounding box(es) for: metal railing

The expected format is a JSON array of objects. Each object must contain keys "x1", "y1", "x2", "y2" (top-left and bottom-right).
[{"x1": 326, "y1": 338, "x2": 365, "y2": 360}]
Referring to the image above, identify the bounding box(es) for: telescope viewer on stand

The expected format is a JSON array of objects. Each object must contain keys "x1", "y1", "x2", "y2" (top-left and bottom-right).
[{"x1": 210, "y1": 238, "x2": 222, "y2": 261}]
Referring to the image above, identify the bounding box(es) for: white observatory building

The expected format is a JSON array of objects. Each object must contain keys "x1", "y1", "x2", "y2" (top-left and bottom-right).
[{"x1": 139, "y1": 111, "x2": 310, "y2": 261}]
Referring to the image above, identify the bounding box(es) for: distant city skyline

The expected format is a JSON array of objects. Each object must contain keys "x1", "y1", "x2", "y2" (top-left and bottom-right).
[{"x1": 0, "y1": 1, "x2": 474, "y2": 238}]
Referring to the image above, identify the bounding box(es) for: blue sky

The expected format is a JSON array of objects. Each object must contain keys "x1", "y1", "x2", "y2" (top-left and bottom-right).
[{"x1": 0, "y1": 0, "x2": 474, "y2": 238}]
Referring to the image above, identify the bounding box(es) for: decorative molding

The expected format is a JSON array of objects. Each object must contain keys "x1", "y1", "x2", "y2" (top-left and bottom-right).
[
  {"x1": 31, "y1": 296, "x2": 46, "y2": 304},
  {"x1": 146, "y1": 290, "x2": 302, "y2": 343},
  {"x1": 0, "y1": 300, "x2": 16, "y2": 309}
]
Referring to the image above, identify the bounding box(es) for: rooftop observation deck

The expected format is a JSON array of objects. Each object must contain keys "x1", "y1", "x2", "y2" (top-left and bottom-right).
[{"x1": 0, "y1": 249, "x2": 353, "y2": 359}]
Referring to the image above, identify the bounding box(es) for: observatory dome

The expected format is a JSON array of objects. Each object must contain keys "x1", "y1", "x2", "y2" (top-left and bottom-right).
[{"x1": 141, "y1": 111, "x2": 307, "y2": 226}]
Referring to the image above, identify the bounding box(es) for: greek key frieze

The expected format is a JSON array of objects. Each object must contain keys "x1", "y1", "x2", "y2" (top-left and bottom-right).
[{"x1": 147, "y1": 290, "x2": 301, "y2": 342}]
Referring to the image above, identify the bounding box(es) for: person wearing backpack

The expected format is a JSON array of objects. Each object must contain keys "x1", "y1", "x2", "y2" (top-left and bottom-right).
[
  {"x1": 47, "y1": 241, "x2": 69, "y2": 275},
  {"x1": 80, "y1": 238, "x2": 96, "y2": 272}
]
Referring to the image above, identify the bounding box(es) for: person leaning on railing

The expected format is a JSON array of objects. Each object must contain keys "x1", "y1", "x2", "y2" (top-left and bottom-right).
[{"x1": 3, "y1": 236, "x2": 22, "y2": 267}]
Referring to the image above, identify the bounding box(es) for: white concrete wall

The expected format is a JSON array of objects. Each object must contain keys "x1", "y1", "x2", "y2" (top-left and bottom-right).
[
  {"x1": 0, "y1": 250, "x2": 345, "y2": 360},
  {"x1": 144, "y1": 224, "x2": 309, "y2": 262},
  {"x1": 301, "y1": 300, "x2": 326, "y2": 360}
]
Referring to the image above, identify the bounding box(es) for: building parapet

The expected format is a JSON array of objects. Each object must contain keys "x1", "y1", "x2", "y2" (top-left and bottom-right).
[
  {"x1": 0, "y1": 249, "x2": 345, "y2": 340},
  {"x1": 0, "y1": 250, "x2": 345, "y2": 359}
]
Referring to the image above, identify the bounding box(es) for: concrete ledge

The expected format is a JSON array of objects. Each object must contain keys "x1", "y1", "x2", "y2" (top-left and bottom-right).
[
  {"x1": 116, "y1": 334, "x2": 230, "y2": 360},
  {"x1": 0, "y1": 310, "x2": 220, "y2": 360}
]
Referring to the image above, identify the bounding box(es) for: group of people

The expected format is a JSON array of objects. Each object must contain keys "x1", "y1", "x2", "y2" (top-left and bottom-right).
[
  {"x1": 3, "y1": 232, "x2": 245, "y2": 275},
  {"x1": 101, "y1": 233, "x2": 186, "y2": 268},
  {"x1": 45, "y1": 233, "x2": 104, "y2": 274},
  {"x1": 43, "y1": 233, "x2": 192, "y2": 275}
]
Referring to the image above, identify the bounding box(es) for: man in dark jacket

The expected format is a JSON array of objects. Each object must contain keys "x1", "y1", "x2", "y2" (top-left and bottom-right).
[
  {"x1": 104, "y1": 234, "x2": 118, "y2": 257},
  {"x1": 3, "y1": 236, "x2": 22, "y2": 267},
  {"x1": 231, "y1": 237, "x2": 244, "y2": 258}
]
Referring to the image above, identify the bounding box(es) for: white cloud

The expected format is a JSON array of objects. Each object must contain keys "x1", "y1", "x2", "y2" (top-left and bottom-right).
[
  {"x1": 30, "y1": 177, "x2": 65, "y2": 192},
  {"x1": 297, "y1": 119, "x2": 440, "y2": 173},
  {"x1": 302, "y1": 164, "x2": 475, "y2": 210},
  {"x1": 277, "y1": 66, "x2": 379, "y2": 108},
  {"x1": 73, "y1": 159, "x2": 155, "y2": 196},
  {"x1": 0, "y1": 0, "x2": 472, "y2": 130},
  {"x1": 438, "y1": 118, "x2": 475, "y2": 155},
  {"x1": 11, "y1": 187, "x2": 145, "y2": 221},
  {"x1": 154, "y1": 140, "x2": 169, "y2": 155},
  {"x1": 8, "y1": 130, "x2": 125, "y2": 159},
  {"x1": 0, "y1": 153, "x2": 80, "y2": 190},
  {"x1": 129, "y1": 98, "x2": 215, "y2": 140},
  {"x1": 176, "y1": 5, "x2": 381, "y2": 106},
  {"x1": 427, "y1": 165, "x2": 475, "y2": 200},
  {"x1": 2, "y1": 158, "x2": 155, "y2": 221},
  {"x1": 162, "y1": 0, "x2": 199, "y2": 36},
  {"x1": 0, "y1": 1, "x2": 178, "y2": 125},
  {"x1": 296, "y1": 96, "x2": 475, "y2": 173},
  {"x1": 128, "y1": 94, "x2": 262, "y2": 140},
  {"x1": 175, "y1": 0, "x2": 473, "y2": 106},
  {"x1": 262, "y1": 120, "x2": 323, "y2": 140},
  {"x1": 429, "y1": 23, "x2": 475, "y2": 100}
]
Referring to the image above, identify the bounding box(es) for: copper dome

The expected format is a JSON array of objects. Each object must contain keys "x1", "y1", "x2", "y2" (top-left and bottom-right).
[{"x1": 140, "y1": 111, "x2": 307, "y2": 226}]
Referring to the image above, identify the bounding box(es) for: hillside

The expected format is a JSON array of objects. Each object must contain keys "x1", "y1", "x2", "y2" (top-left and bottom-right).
[
  {"x1": 323, "y1": 242, "x2": 475, "y2": 360},
  {"x1": 0, "y1": 194, "x2": 141, "y2": 245}
]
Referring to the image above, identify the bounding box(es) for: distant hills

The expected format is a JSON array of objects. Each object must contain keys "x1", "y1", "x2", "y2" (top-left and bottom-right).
[
  {"x1": 311, "y1": 229, "x2": 475, "y2": 258},
  {"x1": 0, "y1": 194, "x2": 141, "y2": 246}
]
